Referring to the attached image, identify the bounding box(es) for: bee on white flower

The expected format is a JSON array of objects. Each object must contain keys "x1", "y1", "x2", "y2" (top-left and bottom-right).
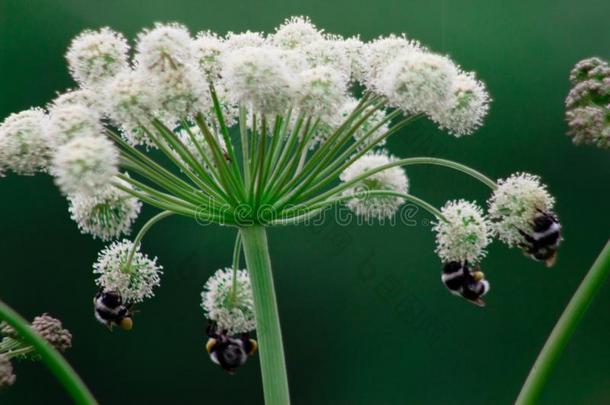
[
  {"x1": 93, "y1": 239, "x2": 163, "y2": 303},
  {"x1": 488, "y1": 173, "x2": 562, "y2": 266}
]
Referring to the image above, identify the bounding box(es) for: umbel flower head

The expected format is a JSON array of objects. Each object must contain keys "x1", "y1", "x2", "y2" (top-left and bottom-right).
[
  {"x1": 0, "y1": 108, "x2": 50, "y2": 176},
  {"x1": 68, "y1": 180, "x2": 142, "y2": 241},
  {"x1": 66, "y1": 27, "x2": 129, "y2": 87},
  {"x1": 487, "y1": 173, "x2": 556, "y2": 247},
  {"x1": 31, "y1": 314, "x2": 73, "y2": 352},
  {"x1": 433, "y1": 200, "x2": 492, "y2": 264},
  {"x1": 51, "y1": 135, "x2": 119, "y2": 196},
  {"x1": 565, "y1": 56, "x2": 610, "y2": 148},
  {"x1": 0, "y1": 355, "x2": 16, "y2": 388},
  {"x1": 340, "y1": 151, "x2": 409, "y2": 220},
  {"x1": 93, "y1": 240, "x2": 163, "y2": 303},
  {"x1": 201, "y1": 268, "x2": 256, "y2": 335}
]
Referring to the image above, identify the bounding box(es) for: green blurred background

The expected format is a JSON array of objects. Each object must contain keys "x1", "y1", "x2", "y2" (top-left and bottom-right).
[{"x1": 1, "y1": 0, "x2": 609, "y2": 404}]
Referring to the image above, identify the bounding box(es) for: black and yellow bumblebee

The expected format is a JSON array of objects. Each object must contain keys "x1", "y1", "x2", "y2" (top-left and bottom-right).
[
  {"x1": 93, "y1": 290, "x2": 134, "y2": 331},
  {"x1": 441, "y1": 261, "x2": 490, "y2": 307},
  {"x1": 205, "y1": 323, "x2": 257, "y2": 374},
  {"x1": 518, "y1": 210, "x2": 562, "y2": 267}
]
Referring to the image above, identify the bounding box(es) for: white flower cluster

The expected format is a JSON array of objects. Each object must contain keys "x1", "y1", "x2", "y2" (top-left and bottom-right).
[
  {"x1": 51, "y1": 135, "x2": 118, "y2": 196},
  {"x1": 487, "y1": 173, "x2": 555, "y2": 246},
  {"x1": 201, "y1": 268, "x2": 256, "y2": 334},
  {"x1": 340, "y1": 151, "x2": 408, "y2": 220},
  {"x1": 93, "y1": 240, "x2": 163, "y2": 303},
  {"x1": 66, "y1": 27, "x2": 129, "y2": 87},
  {"x1": 0, "y1": 108, "x2": 50, "y2": 175},
  {"x1": 68, "y1": 181, "x2": 142, "y2": 241},
  {"x1": 433, "y1": 200, "x2": 491, "y2": 264},
  {"x1": 0, "y1": 17, "x2": 490, "y2": 193}
]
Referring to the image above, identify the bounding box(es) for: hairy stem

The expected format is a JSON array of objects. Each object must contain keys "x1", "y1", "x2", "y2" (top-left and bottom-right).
[
  {"x1": 516, "y1": 238, "x2": 610, "y2": 405},
  {"x1": 0, "y1": 300, "x2": 98, "y2": 405},
  {"x1": 239, "y1": 226, "x2": 290, "y2": 405}
]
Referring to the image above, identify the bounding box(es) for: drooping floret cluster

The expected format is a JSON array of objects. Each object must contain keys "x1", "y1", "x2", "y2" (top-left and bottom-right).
[
  {"x1": 93, "y1": 240, "x2": 163, "y2": 303},
  {"x1": 340, "y1": 151, "x2": 409, "y2": 220},
  {"x1": 201, "y1": 268, "x2": 256, "y2": 335},
  {"x1": 565, "y1": 57, "x2": 610, "y2": 148},
  {"x1": 68, "y1": 179, "x2": 142, "y2": 241},
  {"x1": 0, "y1": 313, "x2": 73, "y2": 389},
  {"x1": 433, "y1": 200, "x2": 491, "y2": 264},
  {"x1": 487, "y1": 173, "x2": 556, "y2": 247}
]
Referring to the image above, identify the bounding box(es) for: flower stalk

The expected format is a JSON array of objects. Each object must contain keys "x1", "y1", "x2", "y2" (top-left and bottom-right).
[
  {"x1": 516, "y1": 238, "x2": 610, "y2": 405},
  {"x1": 240, "y1": 225, "x2": 290, "y2": 405},
  {"x1": 0, "y1": 300, "x2": 97, "y2": 405}
]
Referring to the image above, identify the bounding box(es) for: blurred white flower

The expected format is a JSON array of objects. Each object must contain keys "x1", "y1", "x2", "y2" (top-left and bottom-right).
[
  {"x1": 0, "y1": 108, "x2": 50, "y2": 175},
  {"x1": 51, "y1": 135, "x2": 118, "y2": 195},
  {"x1": 271, "y1": 16, "x2": 324, "y2": 49},
  {"x1": 430, "y1": 72, "x2": 490, "y2": 137},
  {"x1": 340, "y1": 151, "x2": 408, "y2": 220},
  {"x1": 46, "y1": 103, "x2": 104, "y2": 147},
  {"x1": 135, "y1": 23, "x2": 194, "y2": 73},
  {"x1": 222, "y1": 46, "x2": 295, "y2": 115},
  {"x1": 296, "y1": 66, "x2": 348, "y2": 117},
  {"x1": 376, "y1": 51, "x2": 458, "y2": 115},
  {"x1": 66, "y1": 27, "x2": 129, "y2": 87},
  {"x1": 193, "y1": 31, "x2": 225, "y2": 80}
]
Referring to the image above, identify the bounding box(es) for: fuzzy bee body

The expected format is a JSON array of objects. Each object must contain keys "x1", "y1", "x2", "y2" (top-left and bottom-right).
[
  {"x1": 519, "y1": 211, "x2": 562, "y2": 267},
  {"x1": 205, "y1": 323, "x2": 257, "y2": 374},
  {"x1": 93, "y1": 291, "x2": 134, "y2": 331},
  {"x1": 441, "y1": 261, "x2": 490, "y2": 307}
]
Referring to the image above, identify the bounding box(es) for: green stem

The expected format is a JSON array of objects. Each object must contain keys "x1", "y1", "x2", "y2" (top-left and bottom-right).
[
  {"x1": 515, "y1": 238, "x2": 610, "y2": 405},
  {"x1": 0, "y1": 300, "x2": 98, "y2": 405},
  {"x1": 124, "y1": 210, "x2": 174, "y2": 273},
  {"x1": 230, "y1": 232, "x2": 242, "y2": 306},
  {"x1": 239, "y1": 226, "x2": 290, "y2": 405}
]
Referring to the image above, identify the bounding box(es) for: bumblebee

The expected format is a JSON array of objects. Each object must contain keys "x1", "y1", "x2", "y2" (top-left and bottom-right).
[
  {"x1": 441, "y1": 261, "x2": 490, "y2": 307},
  {"x1": 518, "y1": 210, "x2": 562, "y2": 267},
  {"x1": 93, "y1": 290, "x2": 134, "y2": 331},
  {"x1": 205, "y1": 323, "x2": 257, "y2": 374}
]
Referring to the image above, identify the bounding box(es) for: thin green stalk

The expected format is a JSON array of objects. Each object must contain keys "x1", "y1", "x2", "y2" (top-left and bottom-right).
[
  {"x1": 239, "y1": 226, "x2": 290, "y2": 405},
  {"x1": 275, "y1": 157, "x2": 497, "y2": 212},
  {"x1": 124, "y1": 210, "x2": 174, "y2": 272},
  {"x1": 516, "y1": 239, "x2": 610, "y2": 405},
  {"x1": 230, "y1": 232, "x2": 242, "y2": 306},
  {"x1": 0, "y1": 300, "x2": 98, "y2": 405},
  {"x1": 272, "y1": 190, "x2": 446, "y2": 225}
]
